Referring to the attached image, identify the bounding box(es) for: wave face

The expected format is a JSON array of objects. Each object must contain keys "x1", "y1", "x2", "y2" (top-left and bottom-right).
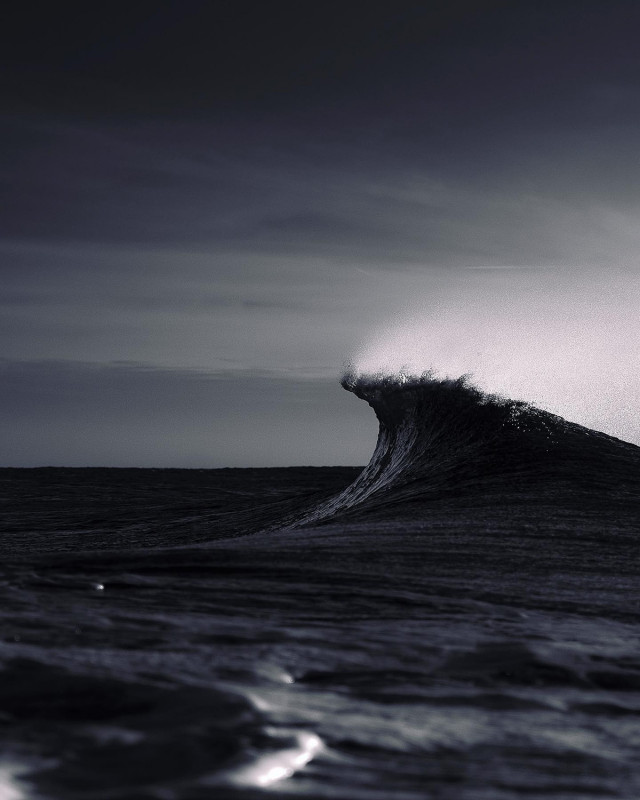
[{"x1": 299, "y1": 372, "x2": 640, "y2": 524}]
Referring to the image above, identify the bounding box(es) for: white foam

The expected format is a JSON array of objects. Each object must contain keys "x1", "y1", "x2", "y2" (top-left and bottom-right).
[
  {"x1": 226, "y1": 728, "x2": 322, "y2": 788},
  {"x1": 0, "y1": 762, "x2": 30, "y2": 800}
]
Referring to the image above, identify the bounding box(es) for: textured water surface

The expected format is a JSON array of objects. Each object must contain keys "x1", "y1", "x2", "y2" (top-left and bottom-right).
[{"x1": 2, "y1": 377, "x2": 640, "y2": 799}]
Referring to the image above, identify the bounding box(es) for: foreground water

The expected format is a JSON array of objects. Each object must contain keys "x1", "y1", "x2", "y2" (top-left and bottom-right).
[
  {"x1": 2, "y1": 377, "x2": 640, "y2": 799},
  {"x1": 2, "y1": 468, "x2": 639, "y2": 800}
]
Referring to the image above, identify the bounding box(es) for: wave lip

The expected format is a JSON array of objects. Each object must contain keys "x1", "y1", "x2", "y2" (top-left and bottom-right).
[{"x1": 299, "y1": 371, "x2": 640, "y2": 524}]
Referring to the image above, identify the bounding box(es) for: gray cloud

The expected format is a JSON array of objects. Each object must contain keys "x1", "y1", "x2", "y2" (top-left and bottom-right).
[{"x1": 5, "y1": 112, "x2": 640, "y2": 272}]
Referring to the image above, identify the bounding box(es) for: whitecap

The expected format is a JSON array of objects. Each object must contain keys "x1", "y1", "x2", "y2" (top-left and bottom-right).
[{"x1": 222, "y1": 728, "x2": 323, "y2": 788}]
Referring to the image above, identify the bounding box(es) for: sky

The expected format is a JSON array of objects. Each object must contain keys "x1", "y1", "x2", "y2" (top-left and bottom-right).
[{"x1": 2, "y1": 0, "x2": 640, "y2": 466}]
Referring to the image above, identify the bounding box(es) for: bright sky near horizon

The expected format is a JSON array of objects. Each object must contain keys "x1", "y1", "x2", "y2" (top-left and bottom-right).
[{"x1": 2, "y1": 1, "x2": 640, "y2": 465}]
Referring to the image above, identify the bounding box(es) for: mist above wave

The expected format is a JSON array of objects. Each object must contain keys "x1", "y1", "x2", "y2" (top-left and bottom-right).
[
  {"x1": 296, "y1": 366, "x2": 640, "y2": 525},
  {"x1": 347, "y1": 269, "x2": 640, "y2": 445}
]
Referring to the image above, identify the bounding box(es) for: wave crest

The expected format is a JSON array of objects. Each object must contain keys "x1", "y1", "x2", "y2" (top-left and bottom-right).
[{"x1": 296, "y1": 370, "x2": 639, "y2": 525}]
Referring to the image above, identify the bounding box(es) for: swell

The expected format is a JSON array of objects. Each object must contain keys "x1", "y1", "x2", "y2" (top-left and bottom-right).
[
  {"x1": 5, "y1": 376, "x2": 640, "y2": 555},
  {"x1": 297, "y1": 373, "x2": 640, "y2": 525}
]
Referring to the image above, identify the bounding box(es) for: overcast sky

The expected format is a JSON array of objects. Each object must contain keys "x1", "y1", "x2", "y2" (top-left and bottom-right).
[{"x1": 2, "y1": 1, "x2": 640, "y2": 466}]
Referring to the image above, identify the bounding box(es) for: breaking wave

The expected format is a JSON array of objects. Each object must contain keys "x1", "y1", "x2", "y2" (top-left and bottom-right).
[{"x1": 298, "y1": 370, "x2": 640, "y2": 525}]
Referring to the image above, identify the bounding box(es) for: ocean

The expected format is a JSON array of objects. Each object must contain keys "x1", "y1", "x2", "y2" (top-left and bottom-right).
[{"x1": 2, "y1": 375, "x2": 640, "y2": 799}]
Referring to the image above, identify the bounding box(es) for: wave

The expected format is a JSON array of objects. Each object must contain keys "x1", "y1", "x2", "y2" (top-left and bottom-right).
[
  {"x1": 5, "y1": 373, "x2": 639, "y2": 555},
  {"x1": 297, "y1": 371, "x2": 640, "y2": 525}
]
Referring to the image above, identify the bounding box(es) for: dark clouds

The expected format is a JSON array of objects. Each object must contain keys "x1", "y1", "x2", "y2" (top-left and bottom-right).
[
  {"x1": 6, "y1": 1, "x2": 640, "y2": 124},
  {"x1": 3, "y1": 3, "x2": 514, "y2": 114}
]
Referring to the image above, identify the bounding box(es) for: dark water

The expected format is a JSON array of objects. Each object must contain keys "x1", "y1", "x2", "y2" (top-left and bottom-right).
[{"x1": 2, "y1": 377, "x2": 640, "y2": 799}]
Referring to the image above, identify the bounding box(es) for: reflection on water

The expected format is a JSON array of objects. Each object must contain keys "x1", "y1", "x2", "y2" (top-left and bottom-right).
[{"x1": 226, "y1": 729, "x2": 323, "y2": 788}]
